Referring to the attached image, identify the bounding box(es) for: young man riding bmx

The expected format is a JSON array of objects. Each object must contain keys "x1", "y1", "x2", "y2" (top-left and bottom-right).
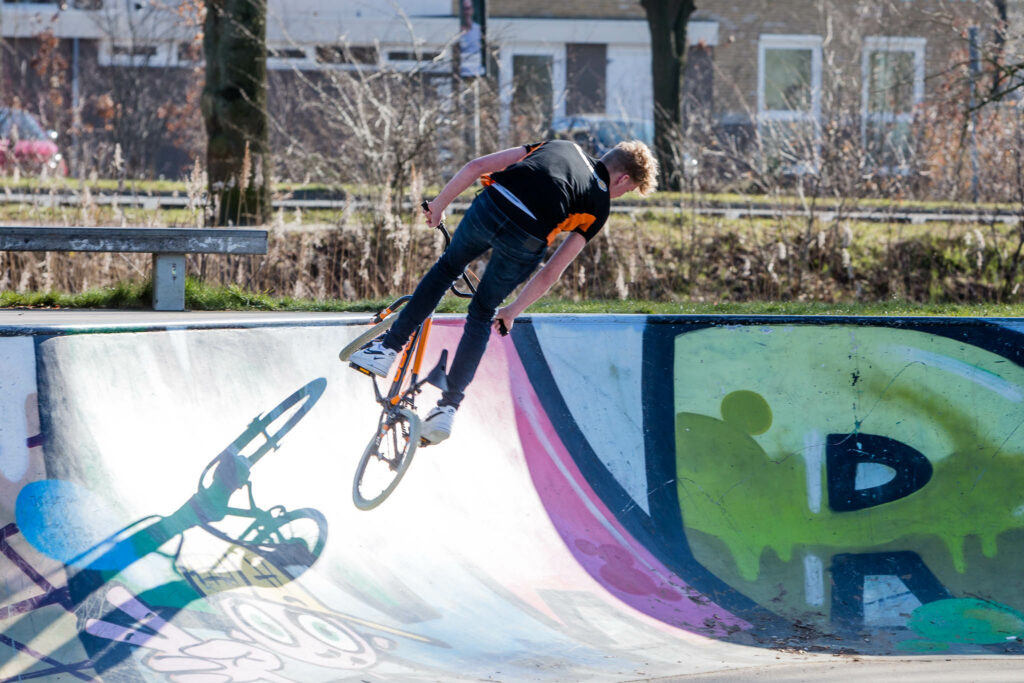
[{"x1": 349, "y1": 138, "x2": 658, "y2": 444}]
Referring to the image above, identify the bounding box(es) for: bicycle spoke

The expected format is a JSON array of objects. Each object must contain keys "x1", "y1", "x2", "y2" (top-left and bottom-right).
[
  {"x1": 390, "y1": 429, "x2": 404, "y2": 470},
  {"x1": 352, "y1": 408, "x2": 421, "y2": 510}
]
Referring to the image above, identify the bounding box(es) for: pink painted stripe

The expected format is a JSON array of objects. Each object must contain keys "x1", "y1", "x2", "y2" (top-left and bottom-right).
[{"x1": 502, "y1": 336, "x2": 750, "y2": 635}]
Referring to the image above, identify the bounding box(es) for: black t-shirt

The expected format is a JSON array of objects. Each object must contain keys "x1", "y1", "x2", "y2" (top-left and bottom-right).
[{"x1": 482, "y1": 140, "x2": 611, "y2": 245}]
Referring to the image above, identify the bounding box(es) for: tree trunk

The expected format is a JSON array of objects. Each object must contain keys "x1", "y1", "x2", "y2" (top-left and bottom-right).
[
  {"x1": 203, "y1": 0, "x2": 271, "y2": 226},
  {"x1": 641, "y1": 0, "x2": 695, "y2": 191}
]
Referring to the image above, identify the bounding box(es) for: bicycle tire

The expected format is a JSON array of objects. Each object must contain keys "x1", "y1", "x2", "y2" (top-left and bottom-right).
[
  {"x1": 338, "y1": 315, "x2": 399, "y2": 362},
  {"x1": 201, "y1": 506, "x2": 328, "y2": 568},
  {"x1": 352, "y1": 407, "x2": 421, "y2": 510},
  {"x1": 245, "y1": 507, "x2": 328, "y2": 569}
]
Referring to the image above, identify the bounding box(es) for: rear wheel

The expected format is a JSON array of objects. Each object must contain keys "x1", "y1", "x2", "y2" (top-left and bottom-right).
[{"x1": 352, "y1": 407, "x2": 421, "y2": 510}]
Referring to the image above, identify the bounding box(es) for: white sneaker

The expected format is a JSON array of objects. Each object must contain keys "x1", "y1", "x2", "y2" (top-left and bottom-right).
[
  {"x1": 422, "y1": 404, "x2": 457, "y2": 444},
  {"x1": 348, "y1": 339, "x2": 398, "y2": 377}
]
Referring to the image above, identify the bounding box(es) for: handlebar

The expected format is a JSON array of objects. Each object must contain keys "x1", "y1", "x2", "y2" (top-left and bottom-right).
[{"x1": 422, "y1": 200, "x2": 475, "y2": 299}]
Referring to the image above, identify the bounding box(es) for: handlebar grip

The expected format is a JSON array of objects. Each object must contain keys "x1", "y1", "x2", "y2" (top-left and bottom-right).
[{"x1": 497, "y1": 319, "x2": 509, "y2": 336}]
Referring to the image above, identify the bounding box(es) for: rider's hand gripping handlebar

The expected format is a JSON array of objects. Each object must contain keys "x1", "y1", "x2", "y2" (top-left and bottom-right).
[{"x1": 422, "y1": 200, "x2": 476, "y2": 299}]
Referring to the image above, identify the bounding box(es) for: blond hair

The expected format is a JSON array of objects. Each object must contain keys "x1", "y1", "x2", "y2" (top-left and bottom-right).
[{"x1": 602, "y1": 140, "x2": 659, "y2": 196}]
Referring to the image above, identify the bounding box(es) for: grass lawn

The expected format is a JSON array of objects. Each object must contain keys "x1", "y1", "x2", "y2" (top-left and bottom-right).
[
  {"x1": 4, "y1": 175, "x2": 1018, "y2": 214},
  {"x1": 2, "y1": 278, "x2": 1022, "y2": 318},
  {"x1": 1, "y1": 178, "x2": 1021, "y2": 312}
]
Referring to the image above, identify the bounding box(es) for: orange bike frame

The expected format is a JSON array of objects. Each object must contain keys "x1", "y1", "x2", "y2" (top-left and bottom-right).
[{"x1": 387, "y1": 318, "x2": 432, "y2": 406}]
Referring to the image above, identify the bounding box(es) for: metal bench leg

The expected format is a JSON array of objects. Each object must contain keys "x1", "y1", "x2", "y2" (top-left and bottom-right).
[{"x1": 152, "y1": 253, "x2": 186, "y2": 311}]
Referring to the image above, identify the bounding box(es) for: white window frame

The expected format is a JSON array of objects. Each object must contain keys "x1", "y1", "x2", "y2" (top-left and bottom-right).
[
  {"x1": 757, "y1": 34, "x2": 823, "y2": 173},
  {"x1": 265, "y1": 42, "x2": 450, "y2": 73},
  {"x1": 266, "y1": 44, "x2": 317, "y2": 71},
  {"x1": 758, "y1": 34, "x2": 823, "y2": 123},
  {"x1": 267, "y1": 45, "x2": 378, "y2": 72},
  {"x1": 98, "y1": 40, "x2": 175, "y2": 67},
  {"x1": 380, "y1": 45, "x2": 450, "y2": 74},
  {"x1": 861, "y1": 36, "x2": 926, "y2": 173}
]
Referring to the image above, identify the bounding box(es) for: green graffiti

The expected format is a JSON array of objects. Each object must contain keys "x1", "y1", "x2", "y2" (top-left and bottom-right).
[
  {"x1": 720, "y1": 390, "x2": 772, "y2": 435},
  {"x1": 896, "y1": 638, "x2": 951, "y2": 653},
  {"x1": 907, "y1": 598, "x2": 1024, "y2": 645},
  {"x1": 677, "y1": 404, "x2": 1024, "y2": 581},
  {"x1": 673, "y1": 326, "x2": 1024, "y2": 584},
  {"x1": 676, "y1": 410, "x2": 805, "y2": 579}
]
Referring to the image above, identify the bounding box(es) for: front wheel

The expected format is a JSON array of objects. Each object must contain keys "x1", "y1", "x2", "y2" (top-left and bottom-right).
[
  {"x1": 339, "y1": 315, "x2": 399, "y2": 362},
  {"x1": 352, "y1": 407, "x2": 421, "y2": 510}
]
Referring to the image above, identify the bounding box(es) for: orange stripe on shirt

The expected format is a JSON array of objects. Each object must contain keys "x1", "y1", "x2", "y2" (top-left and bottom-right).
[
  {"x1": 480, "y1": 142, "x2": 546, "y2": 187},
  {"x1": 523, "y1": 141, "x2": 546, "y2": 157},
  {"x1": 545, "y1": 213, "x2": 595, "y2": 244}
]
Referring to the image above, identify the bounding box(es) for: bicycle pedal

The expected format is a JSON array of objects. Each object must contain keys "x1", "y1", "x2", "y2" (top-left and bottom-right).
[{"x1": 349, "y1": 362, "x2": 373, "y2": 377}]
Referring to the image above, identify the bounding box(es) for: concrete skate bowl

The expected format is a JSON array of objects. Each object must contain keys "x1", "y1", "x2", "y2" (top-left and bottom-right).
[{"x1": 3, "y1": 314, "x2": 1024, "y2": 681}]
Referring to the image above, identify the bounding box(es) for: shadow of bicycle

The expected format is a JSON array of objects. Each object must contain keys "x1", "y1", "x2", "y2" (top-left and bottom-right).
[{"x1": 2, "y1": 378, "x2": 331, "y2": 680}]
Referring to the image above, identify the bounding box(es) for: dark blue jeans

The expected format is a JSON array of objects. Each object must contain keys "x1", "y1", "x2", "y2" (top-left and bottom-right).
[{"x1": 381, "y1": 189, "x2": 546, "y2": 408}]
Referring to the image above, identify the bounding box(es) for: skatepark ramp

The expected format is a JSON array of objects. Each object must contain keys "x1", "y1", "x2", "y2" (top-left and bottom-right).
[{"x1": 3, "y1": 313, "x2": 1024, "y2": 681}]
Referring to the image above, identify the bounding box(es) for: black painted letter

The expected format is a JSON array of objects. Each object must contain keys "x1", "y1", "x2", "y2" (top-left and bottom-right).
[{"x1": 826, "y1": 433, "x2": 932, "y2": 511}]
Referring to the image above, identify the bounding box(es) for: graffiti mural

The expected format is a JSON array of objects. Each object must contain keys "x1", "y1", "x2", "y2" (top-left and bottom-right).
[
  {"x1": 10, "y1": 315, "x2": 1022, "y2": 680},
  {"x1": 513, "y1": 317, "x2": 1024, "y2": 654},
  {"x1": 2, "y1": 373, "x2": 335, "y2": 680},
  {"x1": 0, "y1": 326, "x2": 462, "y2": 682},
  {"x1": 1, "y1": 522, "x2": 444, "y2": 682},
  {"x1": 669, "y1": 323, "x2": 1024, "y2": 651},
  {"x1": 3, "y1": 322, "x2": 745, "y2": 682}
]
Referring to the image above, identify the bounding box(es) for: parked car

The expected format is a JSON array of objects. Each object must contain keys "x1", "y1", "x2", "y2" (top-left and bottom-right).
[
  {"x1": 0, "y1": 108, "x2": 66, "y2": 176},
  {"x1": 549, "y1": 114, "x2": 654, "y2": 156}
]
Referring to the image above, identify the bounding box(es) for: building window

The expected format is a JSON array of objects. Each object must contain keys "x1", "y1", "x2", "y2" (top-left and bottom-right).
[
  {"x1": 315, "y1": 45, "x2": 379, "y2": 66},
  {"x1": 177, "y1": 41, "x2": 202, "y2": 64},
  {"x1": 386, "y1": 50, "x2": 442, "y2": 63},
  {"x1": 758, "y1": 34, "x2": 822, "y2": 173},
  {"x1": 100, "y1": 41, "x2": 170, "y2": 67},
  {"x1": 512, "y1": 54, "x2": 554, "y2": 139},
  {"x1": 682, "y1": 43, "x2": 713, "y2": 129},
  {"x1": 111, "y1": 44, "x2": 158, "y2": 58},
  {"x1": 566, "y1": 43, "x2": 606, "y2": 115},
  {"x1": 269, "y1": 47, "x2": 307, "y2": 60},
  {"x1": 862, "y1": 37, "x2": 925, "y2": 173}
]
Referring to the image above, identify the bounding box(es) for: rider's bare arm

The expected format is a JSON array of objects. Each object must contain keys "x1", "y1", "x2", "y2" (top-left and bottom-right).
[
  {"x1": 424, "y1": 146, "x2": 529, "y2": 227},
  {"x1": 493, "y1": 232, "x2": 586, "y2": 333}
]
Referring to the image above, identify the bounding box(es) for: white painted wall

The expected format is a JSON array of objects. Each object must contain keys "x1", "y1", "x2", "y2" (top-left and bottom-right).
[
  {"x1": 268, "y1": 0, "x2": 451, "y2": 19},
  {"x1": 0, "y1": 5, "x2": 169, "y2": 40},
  {"x1": 266, "y1": 0, "x2": 458, "y2": 43},
  {"x1": 265, "y1": 16, "x2": 459, "y2": 48},
  {"x1": 494, "y1": 18, "x2": 652, "y2": 143},
  {"x1": 495, "y1": 18, "x2": 717, "y2": 141},
  {"x1": 607, "y1": 45, "x2": 653, "y2": 122},
  {"x1": 1, "y1": 1, "x2": 705, "y2": 148},
  {"x1": 0, "y1": 1, "x2": 455, "y2": 41}
]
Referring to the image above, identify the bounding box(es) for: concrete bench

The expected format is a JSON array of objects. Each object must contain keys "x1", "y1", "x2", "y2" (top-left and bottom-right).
[{"x1": 0, "y1": 226, "x2": 268, "y2": 311}]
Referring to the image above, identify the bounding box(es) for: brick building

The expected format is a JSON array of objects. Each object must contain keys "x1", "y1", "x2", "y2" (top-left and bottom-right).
[
  {"x1": 482, "y1": 0, "x2": 1003, "y2": 172},
  {"x1": 697, "y1": 1, "x2": 999, "y2": 172}
]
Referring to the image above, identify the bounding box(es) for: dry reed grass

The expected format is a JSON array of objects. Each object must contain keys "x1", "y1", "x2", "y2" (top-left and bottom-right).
[{"x1": 2, "y1": 200, "x2": 1022, "y2": 306}]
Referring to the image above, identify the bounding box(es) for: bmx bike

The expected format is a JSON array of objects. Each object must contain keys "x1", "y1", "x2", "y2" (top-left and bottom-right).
[{"x1": 339, "y1": 206, "x2": 480, "y2": 510}]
